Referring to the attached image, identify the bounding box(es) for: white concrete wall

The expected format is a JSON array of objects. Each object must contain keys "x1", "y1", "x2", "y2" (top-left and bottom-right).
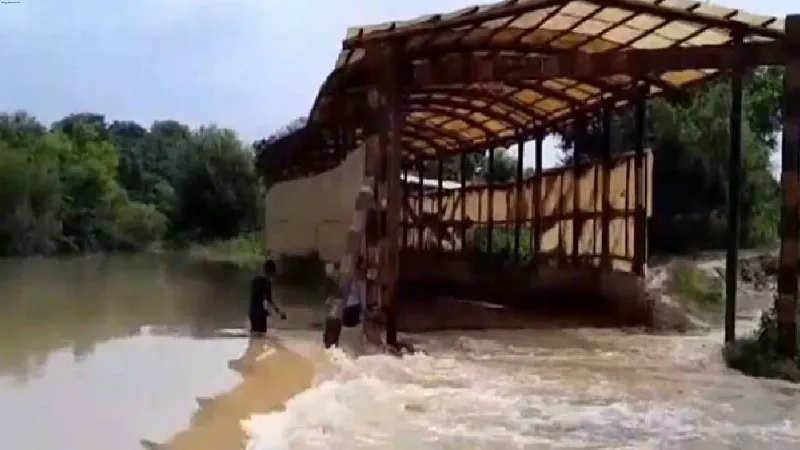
[{"x1": 264, "y1": 146, "x2": 364, "y2": 262}]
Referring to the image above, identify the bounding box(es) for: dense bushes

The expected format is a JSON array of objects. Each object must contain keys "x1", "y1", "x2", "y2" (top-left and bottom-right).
[{"x1": 0, "y1": 112, "x2": 262, "y2": 256}]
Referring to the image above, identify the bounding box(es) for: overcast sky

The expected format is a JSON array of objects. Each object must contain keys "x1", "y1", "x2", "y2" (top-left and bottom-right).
[{"x1": 0, "y1": 0, "x2": 792, "y2": 169}]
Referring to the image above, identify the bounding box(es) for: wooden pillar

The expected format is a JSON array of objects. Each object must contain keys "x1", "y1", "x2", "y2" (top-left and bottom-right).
[
  {"x1": 487, "y1": 148, "x2": 495, "y2": 256},
  {"x1": 777, "y1": 14, "x2": 800, "y2": 359},
  {"x1": 382, "y1": 44, "x2": 405, "y2": 348},
  {"x1": 363, "y1": 85, "x2": 384, "y2": 346},
  {"x1": 417, "y1": 159, "x2": 424, "y2": 249},
  {"x1": 324, "y1": 91, "x2": 381, "y2": 349},
  {"x1": 725, "y1": 35, "x2": 744, "y2": 344},
  {"x1": 633, "y1": 81, "x2": 647, "y2": 277},
  {"x1": 402, "y1": 168, "x2": 409, "y2": 250},
  {"x1": 533, "y1": 132, "x2": 544, "y2": 265},
  {"x1": 459, "y1": 152, "x2": 467, "y2": 251},
  {"x1": 323, "y1": 122, "x2": 369, "y2": 348},
  {"x1": 515, "y1": 136, "x2": 524, "y2": 261},
  {"x1": 572, "y1": 116, "x2": 585, "y2": 265},
  {"x1": 437, "y1": 158, "x2": 444, "y2": 253},
  {"x1": 601, "y1": 104, "x2": 612, "y2": 269}
]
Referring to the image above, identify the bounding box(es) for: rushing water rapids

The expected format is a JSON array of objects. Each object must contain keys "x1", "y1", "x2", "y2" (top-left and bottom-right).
[{"x1": 246, "y1": 324, "x2": 800, "y2": 450}]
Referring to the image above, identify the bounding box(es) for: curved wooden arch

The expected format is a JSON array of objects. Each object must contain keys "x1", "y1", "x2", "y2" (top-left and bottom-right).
[
  {"x1": 343, "y1": 0, "x2": 783, "y2": 50},
  {"x1": 405, "y1": 119, "x2": 476, "y2": 149},
  {"x1": 400, "y1": 137, "x2": 434, "y2": 158},
  {"x1": 402, "y1": 127, "x2": 454, "y2": 153},
  {"x1": 407, "y1": 87, "x2": 536, "y2": 125},
  {"x1": 406, "y1": 97, "x2": 529, "y2": 131},
  {"x1": 404, "y1": 103, "x2": 502, "y2": 137},
  {"x1": 409, "y1": 100, "x2": 527, "y2": 138}
]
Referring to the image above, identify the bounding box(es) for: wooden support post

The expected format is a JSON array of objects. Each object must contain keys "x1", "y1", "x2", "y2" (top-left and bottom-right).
[
  {"x1": 417, "y1": 159, "x2": 424, "y2": 249},
  {"x1": 633, "y1": 81, "x2": 647, "y2": 277},
  {"x1": 533, "y1": 133, "x2": 543, "y2": 265},
  {"x1": 601, "y1": 104, "x2": 612, "y2": 269},
  {"x1": 324, "y1": 88, "x2": 381, "y2": 349},
  {"x1": 572, "y1": 116, "x2": 585, "y2": 265},
  {"x1": 487, "y1": 148, "x2": 495, "y2": 256},
  {"x1": 402, "y1": 168, "x2": 409, "y2": 249},
  {"x1": 382, "y1": 44, "x2": 405, "y2": 348},
  {"x1": 515, "y1": 136, "x2": 524, "y2": 262},
  {"x1": 437, "y1": 158, "x2": 444, "y2": 253},
  {"x1": 460, "y1": 152, "x2": 467, "y2": 252},
  {"x1": 365, "y1": 86, "x2": 385, "y2": 347},
  {"x1": 777, "y1": 14, "x2": 800, "y2": 359},
  {"x1": 725, "y1": 35, "x2": 744, "y2": 344}
]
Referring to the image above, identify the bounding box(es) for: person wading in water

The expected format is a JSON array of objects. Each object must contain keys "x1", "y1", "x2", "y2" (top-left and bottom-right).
[
  {"x1": 342, "y1": 256, "x2": 367, "y2": 328},
  {"x1": 249, "y1": 259, "x2": 285, "y2": 336}
]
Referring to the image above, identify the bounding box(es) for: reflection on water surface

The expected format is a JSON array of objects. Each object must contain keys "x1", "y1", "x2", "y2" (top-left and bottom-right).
[{"x1": 0, "y1": 254, "x2": 321, "y2": 450}]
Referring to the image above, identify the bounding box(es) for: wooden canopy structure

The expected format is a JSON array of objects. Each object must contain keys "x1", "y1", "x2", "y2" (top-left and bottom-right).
[
  {"x1": 258, "y1": 0, "x2": 800, "y2": 358},
  {"x1": 259, "y1": 0, "x2": 787, "y2": 182}
]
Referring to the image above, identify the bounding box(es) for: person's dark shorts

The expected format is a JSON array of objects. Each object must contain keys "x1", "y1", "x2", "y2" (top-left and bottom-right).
[
  {"x1": 342, "y1": 305, "x2": 362, "y2": 328},
  {"x1": 249, "y1": 312, "x2": 268, "y2": 333}
]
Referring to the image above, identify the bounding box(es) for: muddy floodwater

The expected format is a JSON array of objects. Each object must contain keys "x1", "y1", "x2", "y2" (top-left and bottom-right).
[
  {"x1": 1, "y1": 255, "x2": 800, "y2": 450},
  {"x1": 0, "y1": 255, "x2": 322, "y2": 450}
]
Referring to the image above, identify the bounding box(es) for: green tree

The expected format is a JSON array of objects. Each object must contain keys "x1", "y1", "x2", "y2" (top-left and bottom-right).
[
  {"x1": 172, "y1": 125, "x2": 260, "y2": 240},
  {"x1": 555, "y1": 69, "x2": 781, "y2": 254},
  {"x1": 0, "y1": 111, "x2": 264, "y2": 257}
]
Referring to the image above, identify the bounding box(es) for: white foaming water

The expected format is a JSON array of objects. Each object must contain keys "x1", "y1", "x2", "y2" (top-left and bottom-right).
[{"x1": 245, "y1": 329, "x2": 800, "y2": 450}]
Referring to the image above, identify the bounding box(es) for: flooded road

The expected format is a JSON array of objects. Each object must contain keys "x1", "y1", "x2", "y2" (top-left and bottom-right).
[
  {"x1": 2, "y1": 255, "x2": 800, "y2": 450},
  {"x1": 0, "y1": 255, "x2": 322, "y2": 450}
]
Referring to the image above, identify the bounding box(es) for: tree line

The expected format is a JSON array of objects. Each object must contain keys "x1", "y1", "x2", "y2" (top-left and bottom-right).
[{"x1": 0, "y1": 112, "x2": 262, "y2": 256}]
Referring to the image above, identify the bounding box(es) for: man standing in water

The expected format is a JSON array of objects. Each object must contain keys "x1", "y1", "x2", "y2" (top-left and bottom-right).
[{"x1": 249, "y1": 258, "x2": 286, "y2": 336}]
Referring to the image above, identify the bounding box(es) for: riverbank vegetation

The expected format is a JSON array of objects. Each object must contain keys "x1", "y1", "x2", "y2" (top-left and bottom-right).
[
  {"x1": 724, "y1": 310, "x2": 800, "y2": 382},
  {"x1": 665, "y1": 262, "x2": 724, "y2": 322},
  {"x1": 0, "y1": 112, "x2": 264, "y2": 263}
]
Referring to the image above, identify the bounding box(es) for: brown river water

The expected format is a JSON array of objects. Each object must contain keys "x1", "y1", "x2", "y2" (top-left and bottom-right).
[{"x1": 1, "y1": 255, "x2": 799, "y2": 450}]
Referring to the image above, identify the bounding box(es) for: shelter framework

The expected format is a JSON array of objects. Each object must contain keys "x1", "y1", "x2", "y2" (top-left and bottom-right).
[{"x1": 257, "y1": 0, "x2": 800, "y2": 357}]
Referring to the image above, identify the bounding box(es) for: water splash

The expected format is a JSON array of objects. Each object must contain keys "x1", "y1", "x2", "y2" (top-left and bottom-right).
[{"x1": 245, "y1": 331, "x2": 800, "y2": 450}]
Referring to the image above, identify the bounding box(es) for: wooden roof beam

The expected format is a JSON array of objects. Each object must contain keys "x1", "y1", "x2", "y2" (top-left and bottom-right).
[
  {"x1": 602, "y1": 0, "x2": 783, "y2": 39},
  {"x1": 405, "y1": 102, "x2": 522, "y2": 136},
  {"x1": 342, "y1": 0, "x2": 566, "y2": 49},
  {"x1": 344, "y1": 0, "x2": 782, "y2": 50},
  {"x1": 400, "y1": 136, "x2": 436, "y2": 157},
  {"x1": 412, "y1": 41, "x2": 786, "y2": 86},
  {"x1": 403, "y1": 126, "x2": 458, "y2": 152},
  {"x1": 407, "y1": 93, "x2": 532, "y2": 128},
  {"x1": 413, "y1": 71, "x2": 713, "y2": 161},
  {"x1": 409, "y1": 85, "x2": 543, "y2": 114},
  {"x1": 405, "y1": 116, "x2": 485, "y2": 147}
]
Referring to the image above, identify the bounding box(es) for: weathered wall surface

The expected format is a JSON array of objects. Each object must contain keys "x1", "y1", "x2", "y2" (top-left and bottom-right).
[
  {"x1": 264, "y1": 146, "x2": 364, "y2": 262},
  {"x1": 404, "y1": 151, "x2": 653, "y2": 272}
]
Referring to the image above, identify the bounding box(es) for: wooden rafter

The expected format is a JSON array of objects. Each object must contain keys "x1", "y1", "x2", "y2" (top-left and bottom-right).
[
  {"x1": 412, "y1": 41, "x2": 785, "y2": 86},
  {"x1": 406, "y1": 99, "x2": 527, "y2": 135}
]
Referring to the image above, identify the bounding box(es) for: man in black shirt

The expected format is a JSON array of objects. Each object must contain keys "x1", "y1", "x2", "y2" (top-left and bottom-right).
[{"x1": 249, "y1": 258, "x2": 285, "y2": 335}]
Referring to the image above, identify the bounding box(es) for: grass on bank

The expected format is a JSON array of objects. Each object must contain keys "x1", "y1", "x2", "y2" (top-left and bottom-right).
[
  {"x1": 186, "y1": 232, "x2": 267, "y2": 268},
  {"x1": 724, "y1": 309, "x2": 800, "y2": 382},
  {"x1": 664, "y1": 261, "x2": 724, "y2": 323},
  {"x1": 184, "y1": 234, "x2": 326, "y2": 284}
]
